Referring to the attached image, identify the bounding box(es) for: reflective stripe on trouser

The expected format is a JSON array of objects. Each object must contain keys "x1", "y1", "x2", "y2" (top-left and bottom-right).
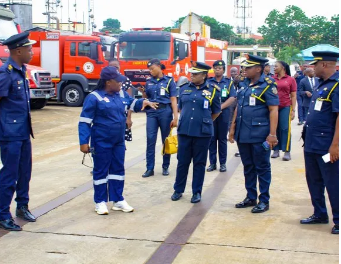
[
  {"x1": 274, "y1": 106, "x2": 291, "y2": 152},
  {"x1": 209, "y1": 109, "x2": 230, "y2": 165},
  {"x1": 0, "y1": 140, "x2": 32, "y2": 221},
  {"x1": 237, "y1": 142, "x2": 271, "y2": 203},
  {"x1": 92, "y1": 143, "x2": 125, "y2": 203},
  {"x1": 146, "y1": 107, "x2": 172, "y2": 170},
  {"x1": 304, "y1": 151, "x2": 339, "y2": 224},
  {"x1": 174, "y1": 135, "x2": 211, "y2": 194}
]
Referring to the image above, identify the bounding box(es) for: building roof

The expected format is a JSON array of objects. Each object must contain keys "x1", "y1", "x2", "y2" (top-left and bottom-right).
[{"x1": 301, "y1": 44, "x2": 339, "y2": 60}]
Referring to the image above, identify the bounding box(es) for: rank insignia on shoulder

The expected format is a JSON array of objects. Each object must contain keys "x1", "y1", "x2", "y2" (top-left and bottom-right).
[
  {"x1": 214, "y1": 84, "x2": 221, "y2": 91},
  {"x1": 6, "y1": 64, "x2": 13, "y2": 73},
  {"x1": 272, "y1": 87, "x2": 278, "y2": 94},
  {"x1": 265, "y1": 78, "x2": 273, "y2": 84}
]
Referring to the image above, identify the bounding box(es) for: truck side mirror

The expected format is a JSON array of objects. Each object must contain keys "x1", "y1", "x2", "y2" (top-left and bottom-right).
[
  {"x1": 90, "y1": 43, "x2": 99, "y2": 61},
  {"x1": 111, "y1": 41, "x2": 118, "y2": 58},
  {"x1": 101, "y1": 45, "x2": 107, "y2": 52},
  {"x1": 178, "y1": 42, "x2": 187, "y2": 61}
]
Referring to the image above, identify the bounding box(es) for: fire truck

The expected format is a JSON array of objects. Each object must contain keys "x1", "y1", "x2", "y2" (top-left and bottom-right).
[
  {"x1": 0, "y1": 6, "x2": 54, "y2": 109},
  {"x1": 29, "y1": 30, "x2": 116, "y2": 107},
  {"x1": 113, "y1": 28, "x2": 228, "y2": 87}
]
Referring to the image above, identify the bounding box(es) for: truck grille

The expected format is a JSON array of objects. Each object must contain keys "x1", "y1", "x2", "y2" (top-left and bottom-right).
[
  {"x1": 34, "y1": 71, "x2": 53, "y2": 88},
  {"x1": 124, "y1": 70, "x2": 151, "y2": 83}
]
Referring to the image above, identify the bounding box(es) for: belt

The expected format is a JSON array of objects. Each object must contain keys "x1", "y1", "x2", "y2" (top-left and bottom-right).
[{"x1": 157, "y1": 103, "x2": 170, "y2": 109}]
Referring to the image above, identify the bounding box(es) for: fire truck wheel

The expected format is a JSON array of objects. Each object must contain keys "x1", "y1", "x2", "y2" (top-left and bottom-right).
[
  {"x1": 62, "y1": 84, "x2": 84, "y2": 107},
  {"x1": 30, "y1": 99, "x2": 48, "y2": 110}
]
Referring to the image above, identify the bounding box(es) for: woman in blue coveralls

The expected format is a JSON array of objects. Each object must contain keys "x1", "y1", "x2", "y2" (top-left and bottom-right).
[
  {"x1": 78, "y1": 66, "x2": 158, "y2": 215},
  {"x1": 171, "y1": 61, "x2": 221, "y2": 203},
  {"x1": 139, "y1": 59, "x2": 178, "y2": 178},
  {"x1": 207, "y1": 60, "x2": 236, "y2": 173}
]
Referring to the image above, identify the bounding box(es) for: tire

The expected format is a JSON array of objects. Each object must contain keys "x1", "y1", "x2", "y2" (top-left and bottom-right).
[
  {"x1": 30, "y1": 99, "x2": 48, "y2": 110},
  {"x1": 62, "y1": 84, "x2": 84, "y2": 107}
]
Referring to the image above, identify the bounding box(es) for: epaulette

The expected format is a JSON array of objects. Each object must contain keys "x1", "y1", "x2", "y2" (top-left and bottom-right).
[
  {"x1": 179, "y1": 80, "x2": 188, "y2": 87},
  {"x1": 240, "y1": 76, "x2": 245, "y2": 81},
  {"x1": 264, "y1": 77, "x2": 273, "y2": 85},
  {"x1": 6, "y1": 64, "x2": 13, "y2": 74},
  {"x1": 213, "y1": 83, "x2": 220, "y2": 91}
]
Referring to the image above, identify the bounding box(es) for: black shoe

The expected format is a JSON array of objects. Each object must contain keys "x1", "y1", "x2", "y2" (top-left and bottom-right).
[
  {"x1": 207, "y1": 164, "x2": 216, "y2": 172},
  {"x1": 235, "y1": 197, "x2": 257, "y2": 208},
  {"x1": 191, "y1": 193, "x2": 201, "y2": 203},
  {"x1": 142, "y1": 170, "x2": 154, "y2": 178},
  {"x1": 162, "y1": 167, "x2": 169, "y2": 176},
  {"x1": 331, "y1": 225, "x2": 339, "y2": 234},
  {"x1": 16, "y1": 206, "x2": 36, "y2": 222},
  {"x1": 234, "y1": 152, "x2": 240, "y2": 157},
  {"x1": 171, "y1": 192, "x2": 182, "y2": 201},
  {"x1": 220, "y1": 164, "x2": 227, "y2": 172},
  {"x1": 251, "y1": 201, "x2": 269, "y2": 213},
  {"x1": 300, "y1": 215, "x2": 329, "y2": 224},
  {"x1": 0, "y1": 219, "x2": 22, "y2": 231}
]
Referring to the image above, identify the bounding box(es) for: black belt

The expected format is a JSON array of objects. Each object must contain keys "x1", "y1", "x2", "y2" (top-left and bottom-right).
[{"x1": 157, "y1": 103, "x2": 170, "y2": 109}]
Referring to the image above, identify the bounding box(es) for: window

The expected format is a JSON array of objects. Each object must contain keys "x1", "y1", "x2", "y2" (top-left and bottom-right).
[
  {"x1": 119, "y1": 41, "x2": 170, "y2": 60},
  {"x1": 174, "y1": 40, "x2": 189, "y2": 60},
  {"x1": 70, "y1": 42, "x2": 76, "y2": 56},
  {"x1": 78, "y1": 43, "x2": 91, "y2": 57}
]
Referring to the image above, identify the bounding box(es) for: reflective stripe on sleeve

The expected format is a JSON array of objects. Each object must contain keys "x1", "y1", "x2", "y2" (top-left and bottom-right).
[
  {"x1": 130, "y1": 99, "x2": 138, "y2": 112},
  {"x1": 79, "y1": 117, "x2": 93, "y2": 124},
  {"x1": 91, "y1": 91, "x2": 103, "y2": 101},
  {"x1": 93, "y1": 179, "x2": 108, "y2": 185},
  {"x1": 107, "y1": 174, "x2": 125, "y2": 181}
]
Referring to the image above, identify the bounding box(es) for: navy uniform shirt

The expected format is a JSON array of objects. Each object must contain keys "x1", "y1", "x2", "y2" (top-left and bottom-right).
[
  {"x1": 79, "y1": 90, "x2": 143, "y2": 148},
  {"x1": 304, "y1": 71, "x2": 339, "y2": 154},
  {"x1": 145, "y1": 75, "x2": 177, "y2": 104},
  {"x1": 235, "y1": 74, "x2": 279, "y2": 143},
  {"x1": 177, "y1": 81, "x2": 221, "y2": 137},
  {"x1": 0, "y1": 57, "x2": 32, "y2": 141}
]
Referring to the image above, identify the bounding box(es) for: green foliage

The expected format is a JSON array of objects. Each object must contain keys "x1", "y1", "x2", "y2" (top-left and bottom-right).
[
  {"x1": 258, "y1": 5, "x2": 339, "y2": 54},
  {"x1": 276, "y1": 46, "x2": 304, "y2": 65},
  {"x1": 100, "y1": 18, "x2": 124, "y2": 33}
]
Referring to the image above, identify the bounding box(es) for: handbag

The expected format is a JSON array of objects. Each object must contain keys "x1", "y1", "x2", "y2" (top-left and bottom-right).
[{"x1": 162, "y1": 128, "x2": 178, "y2": 155}]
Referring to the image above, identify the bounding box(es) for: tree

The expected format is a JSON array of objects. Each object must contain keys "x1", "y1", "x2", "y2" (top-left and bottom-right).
[
  {"x1": 276, "y1": 46, "x2": 304, "y2": 65},
  {"x1": 100, "y1": 18, "x2": 124, "y2": 34}
]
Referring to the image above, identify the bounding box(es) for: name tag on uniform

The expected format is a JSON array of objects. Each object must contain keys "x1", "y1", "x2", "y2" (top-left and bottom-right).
[
  {"x1": 160, "y1": 89, "x2": 165, "y2": 96},
  {"x1": 249, "y1": 96, "x2": 256, "y2": 106},
  {"x1": 203, "y1": 99, "x2": 209, "y2": 109},
  {"x1": 314, "y1": 100, "x2": 323, "y2": 111},
  {"x1": 222, "y1": 88, "x2": 227, "y2": 98}
]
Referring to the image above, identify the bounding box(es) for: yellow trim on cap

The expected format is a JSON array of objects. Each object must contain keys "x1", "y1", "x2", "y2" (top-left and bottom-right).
[
  {"x1": 191, "y1": 67, "x2": 209, "y2": 72},
  {"x1": 313, "y1": 57, "x2": 323, "y2": 60},
  {"x1": 22, "y1": 40, "x2": 37, "y2": 46},
  {"x1": 246, "y1": 59, "x2": 260, "y2": 65}
]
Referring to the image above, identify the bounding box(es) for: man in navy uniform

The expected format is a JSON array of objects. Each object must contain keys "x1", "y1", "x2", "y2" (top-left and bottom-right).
[
  {"x1": 295, "y1": 64, "x2": 309, "y2": 125},
  {"x1": 229, "y1": 54, "x2": 279, "y2": 213},
  {"x1": 0, "y1": 32, "x2": 37, "y2": 231},
  {"x1": 301, "y1": 51, "x2": 339, "y2": 235},
  {"x1": 207, "y1": 60, "x2": 236, "y2": 172},
  {"x1": 263, "y1": 62, "x2": 274, "y2": 77}
]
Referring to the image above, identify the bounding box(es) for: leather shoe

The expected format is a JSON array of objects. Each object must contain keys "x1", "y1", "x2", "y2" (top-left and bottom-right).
[
  {"x1": 220, "y1": 164, "x2": 227, "y2": 172},
  {"x1": 171, "y1": 192, "x2": 182, "y2": 201},
  {"x1": 142, "y1": 170, "x2": 154, "y2": 178},
  {"x1": 191, "y1": 193, "x2": 201, "y2": 203},
  {"x1": 0, "y1": 219, "x2": 22, "y2": 231},
  {"x1": 234, "y1": 152, "x2": 240, "y2": 157},
  {"x1": 16, "y1": 206, "x2": 36, "y2": 222},
  {"x1": 251, "y1": 201, "x2": 269, "y2": 213},
  {"x1": 207, "y1": 164, "x2": 216, "y2": 172},
  {"x1": 331, "y1": 225, "x2": 339, "y2": 234},
  {"x1": 271, "y1": 150, "x2": 280, "y2": 158},
  {"x1": 162, "y1": 167, "x2": 169, "y2": 176},
  {"x1": 282, "y1": 152, "x2": 291, "y2": 161},
  {"x1": 235, "y1": 197, "x2": 257, "y2": 208},
  {"x1": 300, "y1": 215, "x2": 329, "y2": 224}
]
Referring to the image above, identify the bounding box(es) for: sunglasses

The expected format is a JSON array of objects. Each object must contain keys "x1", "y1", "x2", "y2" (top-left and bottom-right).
[{"x1": 81, "y1": 147, "x2": 95, "y2": 168}]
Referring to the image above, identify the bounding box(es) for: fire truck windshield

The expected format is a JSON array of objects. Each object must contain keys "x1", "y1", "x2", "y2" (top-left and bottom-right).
[
  {"x1": 119, "y1": 41, "x2": 170, "y2": 60},
  {"x1": 0, "y1": 19, "x2": 18, "y2": 41}
]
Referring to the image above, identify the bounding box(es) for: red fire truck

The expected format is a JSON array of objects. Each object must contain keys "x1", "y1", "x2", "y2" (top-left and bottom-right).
[
  {"x1": 113, "y1": 28, "x2": 228, "y2": 87},
  {"x1": 0, "y1": 6, "x2": 54, "y2": 109}
]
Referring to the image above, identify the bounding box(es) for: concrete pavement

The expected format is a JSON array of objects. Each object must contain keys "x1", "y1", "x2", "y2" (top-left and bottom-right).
[{"x1": 0, "y1": 105, "x2": 338, "y2": 264}]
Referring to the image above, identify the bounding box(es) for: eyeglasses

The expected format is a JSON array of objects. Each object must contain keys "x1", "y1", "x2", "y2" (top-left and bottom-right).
[{"x1": 81, "y1": 148, "x2": 94, "y2": 168}]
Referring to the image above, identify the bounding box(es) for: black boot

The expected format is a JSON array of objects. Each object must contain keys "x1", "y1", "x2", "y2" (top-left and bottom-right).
[{"x1": 142, "y1": 170, "x2": 154, "y2": 178}]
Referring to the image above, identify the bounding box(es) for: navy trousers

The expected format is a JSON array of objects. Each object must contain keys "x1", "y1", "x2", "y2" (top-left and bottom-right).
[
  {"x1": 274, "y1": 106, "x2": 291, "y2": 152},
  {"x1": 297, "y1": 93, "x2": 306, "y2": 122},
  {"x1": 174, "y1": 135, "x2": 211, "y2": 194},
  {"x1": 0, "y1": 140, "x2": 32, "y2": 221},
  {"x1": 146, "y1": 107, "x2": 172, "y2": 170},
  {"x1": 303, "y1": 107, "x2": 309, "y2": 122},
  {"x1": 237, "y1": 142, "x2": 271, "y2": 203},
  {"x1": 209, "y1": 109, "x2": 230, "y2": 165},
  {"x1": 304, "y1": 151, "x2": 339, "y2": 224},
  {"x1": 92, "y1": 142, "x2": 126, "y2": 203}
]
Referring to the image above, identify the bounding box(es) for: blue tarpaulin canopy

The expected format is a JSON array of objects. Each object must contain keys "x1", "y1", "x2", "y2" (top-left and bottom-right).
[{"x1": 300, "y1": 44, "x2": 339, "y2": 61}]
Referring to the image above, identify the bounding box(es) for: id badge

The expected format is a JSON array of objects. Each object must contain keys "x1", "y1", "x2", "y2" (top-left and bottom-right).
[
  {"x1": 314, "y1": 100, "x2": 323, "y2": 111},
  {"x1": 203, "y1": 99, "x2": 209, "y2": 109},
  {"x1": 222, "y1": 89, "x2": 227, "y2": 98},
  {"x1": 249, "y1": 96, "x2": 256, "y2": 106},
  {"x1": 160, "y1": 89, "x2": 165, "y2": 96}
]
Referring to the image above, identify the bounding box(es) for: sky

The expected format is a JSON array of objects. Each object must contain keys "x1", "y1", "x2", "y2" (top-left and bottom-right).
[{"x1": 31, "y1": 0, "x2": 340, "y2": 33}]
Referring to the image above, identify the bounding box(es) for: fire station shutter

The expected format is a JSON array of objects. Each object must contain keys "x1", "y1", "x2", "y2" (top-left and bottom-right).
[{"x1": 41, "y1": 40, "x2": 60, "y2": 78}]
